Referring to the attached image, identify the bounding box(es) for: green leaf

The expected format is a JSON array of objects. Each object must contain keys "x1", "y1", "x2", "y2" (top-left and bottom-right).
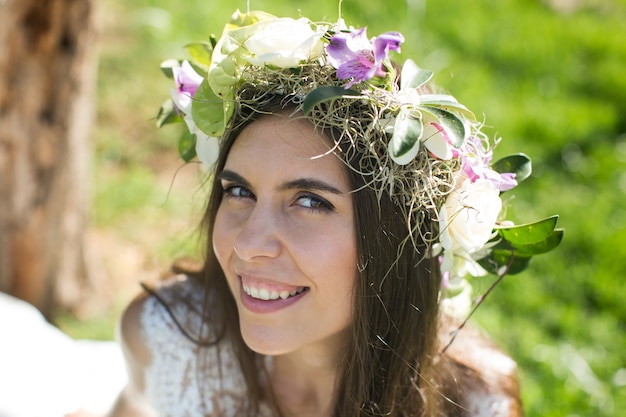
[
  {"x1": 185, "y1": 42, "x2": 213, "y2": 70},
  {"x1": 388, "y1": 108, "x2": 423, "y2": 165},
  {"x1": 492, "y1": 153, "x2": 532, "y2": 182},
  {"x1": 498, "y1": 215, "x2": 560, "y2": 245},
  {"x1": 178, "y1": 130, "x2": 196, "y2": 163},
  {"x1": 478, "y1": 217, "x2": 563, "y2": 276},
  {"x1": 400, "y1": 59, "x2": 433, "y2": 90},
  {"x1": 420, "y1": 106, "x2": 469, "y2": 148},
  {"x1": 479, "y1": 250, "x2": 531, "y2": 275},
  {"x1": 160, "y1": 59, "x2": 181, "y2": 79},
  {"x1": 302, "y1": 86, "x2": 361, "y2": 115},
  {"x1": 417, "y1": 94, "x2": 474, "y2": 118},
  {"x1": 191, "y1": 79, "x2": 227, "y2": 137},
  {"x1": 228, "y1": 9, "x2": 276, "y2": 27},
  {"x1": 156, "y1": 99, "x2": 182, "y2": 128},
  {"x1": 208, "y1": 59, "x2": 239, "y2": 100},
  {"x1": 493, "y1": 229, "x2": 564, "y2": 256}
]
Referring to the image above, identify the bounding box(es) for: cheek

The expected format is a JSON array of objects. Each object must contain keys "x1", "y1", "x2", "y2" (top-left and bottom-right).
[
  {"x1": 313, "y1": 227, "x2": 358, "y2": 292},
  {"x1": 325, "y1": 236, "x2": 358, "y2": 326},
  {"x1": 331, "y1": 231, "x2": 357, "y2": 271},
  {"x1": 212, "y1": 206, "x2": 233, "y2": 266},
  {"x1": 340, "y1": 242, "x2": 358, "y2": 294},
  {"x1": 340, "y1": 231, "x2": 359, "y2": 306}
]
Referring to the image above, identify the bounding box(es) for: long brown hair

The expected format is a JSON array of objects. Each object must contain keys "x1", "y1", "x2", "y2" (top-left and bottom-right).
[{"x1": 191, "y1": 90, "x2": 453, "y2": 416}]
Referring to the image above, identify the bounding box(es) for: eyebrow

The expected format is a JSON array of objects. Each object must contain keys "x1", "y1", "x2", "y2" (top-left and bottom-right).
[
  {"x1": 217, "y1": 170, "x2": 251, "y2": 187},
  {"x1": 218, "y1": 169, "x2": 346, "y2": 195}
]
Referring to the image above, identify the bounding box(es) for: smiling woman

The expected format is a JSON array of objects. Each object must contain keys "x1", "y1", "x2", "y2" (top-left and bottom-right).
[
  {"x1": 213, "y1": 115, "x2": 357, "y2": 359},
  {"x1": 83, "y1": 8, "x2": 562, "y2": 417}
]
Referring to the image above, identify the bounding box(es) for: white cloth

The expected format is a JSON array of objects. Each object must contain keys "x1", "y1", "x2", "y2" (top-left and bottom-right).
[
  {"x1": 140, "y1": 279, "x2": 273, "y2": 416},
  {"x1": 0, "y1": 292, "x2": 127, "y2": 417},
  {"x1": 140, "y1": 277, "x2": 515, "y2": 417}
]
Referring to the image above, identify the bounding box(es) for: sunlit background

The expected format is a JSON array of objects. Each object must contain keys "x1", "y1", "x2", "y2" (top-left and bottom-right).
[{"x1": 58, "y1": 0, "x2": 626, "y2": 416}]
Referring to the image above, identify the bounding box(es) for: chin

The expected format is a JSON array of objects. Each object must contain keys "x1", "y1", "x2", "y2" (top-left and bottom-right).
[{"x1": 240, "y1": 329, "x2": 294, "y2": 356}]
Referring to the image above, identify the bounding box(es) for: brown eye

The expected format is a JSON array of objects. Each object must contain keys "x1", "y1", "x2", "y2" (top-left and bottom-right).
[
  {"x1": 223, "y1": 184, "x2": 254, "y2": 200},
  {"x1": 296, "y1": 194, "x2": 333, "y2": 212}
]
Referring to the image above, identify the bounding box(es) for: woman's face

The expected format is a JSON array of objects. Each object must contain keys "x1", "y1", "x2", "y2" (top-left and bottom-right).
[{"x1": 213, "y1": 114, "x2": 357, "y2": 356}]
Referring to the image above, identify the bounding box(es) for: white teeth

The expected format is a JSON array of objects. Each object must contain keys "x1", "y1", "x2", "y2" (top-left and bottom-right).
[
  {"x1": 290, "y1": 287, "x2": 305, "y2": 296},
  {"x1": 244, "y1": 284, "x2": 306, "y2": 300}
]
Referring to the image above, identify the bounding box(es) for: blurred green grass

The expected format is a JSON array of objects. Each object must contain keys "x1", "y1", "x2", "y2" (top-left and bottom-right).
[{"x1": 59, "y1": 0, "x2": 626, "y2": 415}]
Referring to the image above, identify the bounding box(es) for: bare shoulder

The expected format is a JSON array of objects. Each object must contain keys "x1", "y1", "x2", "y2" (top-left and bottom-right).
[
  {"x1": 108, "y1": 274, "x2": 200, "y2": 417},
  {"x1": 118, "y1": 291, "x2": 152, "y2": 369},
  {"x1": 438, "y1": 320, "x2": 524, "y2": 417},
  {"x1": 104, "y1": 290, "x2": 157, "y2": 417},
  {"x1": 108, "y1": 274, "x2": 215, "y2": 416},
  {"x1": 118, "y1": 274, "x2": 197, "y2": 364}
]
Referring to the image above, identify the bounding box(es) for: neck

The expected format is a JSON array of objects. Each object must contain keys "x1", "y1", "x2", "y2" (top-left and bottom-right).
[{"x1": 268, "y1": 338, "x2": 347, "y2": 417}]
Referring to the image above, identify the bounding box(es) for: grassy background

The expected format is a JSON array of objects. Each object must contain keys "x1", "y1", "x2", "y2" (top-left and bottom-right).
[{"x1": 57, "y1": 0, "x2": 626, "y2": 416}]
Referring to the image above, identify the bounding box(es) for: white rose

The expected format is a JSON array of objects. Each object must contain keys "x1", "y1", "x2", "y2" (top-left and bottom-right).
[
  {"x1": 195, "y1": 134, "x2": 220, "y2": 170},
  {"x1": 439, "y1": 177, "x2": 502, "y2": 254},
  {"x1": 244, "y1": 18, "x2": 325, "y2": 68}
]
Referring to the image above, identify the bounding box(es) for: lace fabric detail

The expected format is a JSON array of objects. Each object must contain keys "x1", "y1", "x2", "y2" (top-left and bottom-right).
[
  {"x1": 139, "y1": 276, "x2": 514, "y2": 417},
  {"x1": 140, "y1": 276, "x2": 273, "y2": 416}
]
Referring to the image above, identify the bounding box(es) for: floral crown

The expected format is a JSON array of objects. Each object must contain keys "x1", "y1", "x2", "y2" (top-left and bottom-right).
[{"x1": 157, "y1": 10, "x2": 562, "y2": 319}]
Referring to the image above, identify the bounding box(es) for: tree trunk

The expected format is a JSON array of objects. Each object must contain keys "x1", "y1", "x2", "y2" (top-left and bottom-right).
[{"x1": 0, "y1": 0, "x2": 100, "y2": 318}]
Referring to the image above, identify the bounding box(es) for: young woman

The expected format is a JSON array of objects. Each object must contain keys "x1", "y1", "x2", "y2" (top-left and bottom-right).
[{"x1": 100, "y1": 9, "x2": 560, "y2": 417}]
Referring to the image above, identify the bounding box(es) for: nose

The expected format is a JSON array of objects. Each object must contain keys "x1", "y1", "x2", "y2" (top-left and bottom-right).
[{"x1": 233, "y1": 203, "x2": 282, "y2": 261}]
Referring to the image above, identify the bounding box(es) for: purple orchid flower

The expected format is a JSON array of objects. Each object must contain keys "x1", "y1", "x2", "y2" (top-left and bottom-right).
[
  {"x1": 460, "y1": 136, "x2": 518, "y2": 191},
  {"x1": 172, "y1": 60, "x2": 203, "y2": 98},
  {"x1": 464, "y1": 161, "x2": 518, "y2": 191},
  {"x1": 326, "y1": 28, "x2": 404, "y2": 87}
]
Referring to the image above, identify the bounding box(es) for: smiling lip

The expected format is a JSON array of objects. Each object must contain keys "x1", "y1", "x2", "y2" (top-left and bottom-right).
[{"x1": 238, "y1": 276, "x2": 309, "y2": 314}]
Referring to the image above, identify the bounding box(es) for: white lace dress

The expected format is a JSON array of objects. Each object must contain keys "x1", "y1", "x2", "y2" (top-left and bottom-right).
[
  {"x1": 138, "y1": 277, "x2": 517, "y2": 417},
  {"x1": 140, "y1": 277, "x2": 274, "y2": 416}
]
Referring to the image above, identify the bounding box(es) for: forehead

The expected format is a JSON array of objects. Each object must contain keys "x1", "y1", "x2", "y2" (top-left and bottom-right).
[
  {"x1": 232, "y1": 114, "x2": 328, "y2": 157},
  {"x1": 225, "y1": 115, "x2": 350, "y2": 187}
]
